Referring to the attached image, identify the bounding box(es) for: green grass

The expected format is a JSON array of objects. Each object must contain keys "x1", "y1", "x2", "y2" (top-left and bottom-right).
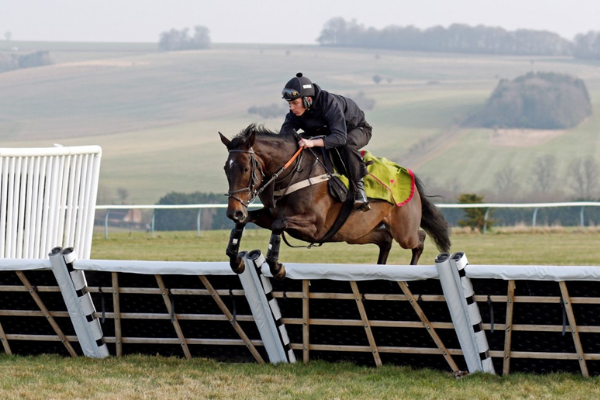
[
  {"x1": 2, "y1": 43, "x2": 600, "y2": 203},
  {"x1": 0, "y1": 354, "x2": 598, "y2": 400},
  {"x1": 91, "y1": 228, "x2": 600, "y2": 266}
]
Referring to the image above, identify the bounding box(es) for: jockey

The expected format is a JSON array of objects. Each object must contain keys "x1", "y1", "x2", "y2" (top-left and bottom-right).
[{"x1": 280, "y1": 72, "x2": 372, "y2": 211}]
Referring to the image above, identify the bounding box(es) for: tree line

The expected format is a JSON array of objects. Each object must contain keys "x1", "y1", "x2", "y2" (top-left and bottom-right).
[
  {"x1": 0, "y1": 50, "x2": 52, "y2": 73},
  {"x1": 317, "y1": 18, "x2": 600, "y2": 59}
]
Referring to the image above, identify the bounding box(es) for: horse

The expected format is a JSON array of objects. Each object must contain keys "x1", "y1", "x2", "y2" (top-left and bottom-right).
[{"x1": 219, "y1": 124, "x2": 451, "y2": 279}]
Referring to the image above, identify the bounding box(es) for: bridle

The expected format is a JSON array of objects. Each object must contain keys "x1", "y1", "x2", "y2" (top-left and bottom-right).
[
  {"x1": 226, "y1": 146, "x2": 305, "y2": 208},
  {"x1": 226, "y1": 148, "x2": 265, "y2": 208}
]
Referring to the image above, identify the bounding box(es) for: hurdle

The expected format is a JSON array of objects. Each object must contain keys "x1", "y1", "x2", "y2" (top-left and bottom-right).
[{"x1": 2, "y1": 249, "x2": 600, "y2": 376}]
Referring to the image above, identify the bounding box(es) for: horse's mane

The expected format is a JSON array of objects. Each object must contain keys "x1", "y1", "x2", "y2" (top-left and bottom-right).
[{"x1": 229, "y1": 123, "x2": 293, "y2": 148}]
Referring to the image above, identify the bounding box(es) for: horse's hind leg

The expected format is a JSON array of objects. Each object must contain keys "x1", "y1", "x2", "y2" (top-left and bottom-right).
[
  {"x1": 266, "y1": 232, "x2": 286, "y2": 280},
  {"x1": 346, "y1": 226, "x2": 393, "y2": 264},
  {"x1": 266, "y1": 219, "x2": 288, "y2": 280},
  {"x1": 409, "y1": 230, "x2": 427, "y2": 265}
]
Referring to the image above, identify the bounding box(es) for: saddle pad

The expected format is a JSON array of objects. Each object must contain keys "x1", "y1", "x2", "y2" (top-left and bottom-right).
[{"x1": 338, "y1": 150, "x2": 415, "y2": 206}]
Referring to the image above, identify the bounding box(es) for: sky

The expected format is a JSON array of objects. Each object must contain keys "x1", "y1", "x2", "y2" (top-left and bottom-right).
[{"x1": 2, "y1": 0, "x2": 599, "y2": 44}]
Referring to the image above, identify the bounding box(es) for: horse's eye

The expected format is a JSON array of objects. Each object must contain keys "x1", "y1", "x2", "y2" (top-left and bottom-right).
[{"x1": 244, "y1": 166, "x2": 250, "y2": 173}]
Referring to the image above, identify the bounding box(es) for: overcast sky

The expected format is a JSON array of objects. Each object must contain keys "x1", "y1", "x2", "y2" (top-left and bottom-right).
[{"x1": 2, "y1": 0, "x2": 599, "y2": 44}]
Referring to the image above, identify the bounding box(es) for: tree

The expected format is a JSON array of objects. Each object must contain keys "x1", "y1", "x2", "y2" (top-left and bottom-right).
[
  {"x1": 344, "y1": 91, "x2": 375, "y2": 111},
  {"x1": 158, "y1": 25, "x2": 211, "y2": 51},
  {"x1": 193, "y1": 25, "x2": 210, "y2": 48},
  {"x1": 457, "y1": 193, "x2": 495, "y2": 232},
  {"x1": 574, "y1": 31, "x2": 600, "y2": 59},
  {"x1": 568, "y1": 157, "x2": 599, "y2": 199},
  {"x1": 117, "y1": 187, "x2": 129, "y2": 204},
  {"x1": 4, "y1": 31, "x2": 11, "y2": 41},
  {"x1": 372, "y1": 74, "x2": 382, "y2": 84},
  {"x1": 494, "y1": 166, "x2": 519, "y2": 201},
  {"x1": 471, "y1": 72, "x2": 592, "y2": 130},
  {"x1": 530, "y1": 155, "x2": 557, "y2": 194},
  {"x1": 154, "y1": 191, "x2": 231, "y2": 231},
  {"x1": 248, "y1": 103, "x2": 288, "y2": 119}
]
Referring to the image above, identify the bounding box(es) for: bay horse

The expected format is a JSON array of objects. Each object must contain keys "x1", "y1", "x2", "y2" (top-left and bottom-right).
[{"x1": 219, "y1": 124, "x2": 451, "y2": 279}]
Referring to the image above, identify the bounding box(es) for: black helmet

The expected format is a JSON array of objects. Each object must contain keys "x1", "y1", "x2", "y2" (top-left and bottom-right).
[{"x1": 282, "y1": 72, "x2": 315, "y2": 101}]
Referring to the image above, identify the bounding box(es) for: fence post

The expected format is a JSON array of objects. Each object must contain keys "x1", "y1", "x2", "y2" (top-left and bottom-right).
[
  {"x1": 196, "y1": 209, "x2": 202, "y2": 237},
  {"x1": 532, "y1": 208, "x2": 539, "y2": 227},
  {"x1": 238, "y1": 251, "x2": 289, "y2": 363},
  {"x1": 435, "y1": 252, "x2": 482, "y2": 373},
  {"x1": 580, "y1": 206, "x2": 584, "y2": 227},
  {"x1": 483, "y1": 208, "x2": 490, "y2": 235},
  {"x1": 151, "y1": 210, "x2": 155, "y2": 237},
  {"x1": 104, "y1": 210, "x2": 110, "y2": 239}
]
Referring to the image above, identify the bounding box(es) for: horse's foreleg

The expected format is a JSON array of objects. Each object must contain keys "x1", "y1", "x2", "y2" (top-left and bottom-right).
[
  {"x1": 226, "y1": 223, "x2": 246, "y2": 273},
  {"x1": 227, "y1": 208, "x2": 275, "y2": 274}
]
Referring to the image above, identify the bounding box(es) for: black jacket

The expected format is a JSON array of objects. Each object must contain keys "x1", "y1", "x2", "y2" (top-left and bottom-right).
[{"x1": 280, "y1": 84, "x2": 367, "y2": 149}]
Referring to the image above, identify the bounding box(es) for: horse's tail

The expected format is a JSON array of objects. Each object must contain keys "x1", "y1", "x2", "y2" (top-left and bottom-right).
[{"x1": 415, "y1": 176, "x2": 451, "y2": 252}]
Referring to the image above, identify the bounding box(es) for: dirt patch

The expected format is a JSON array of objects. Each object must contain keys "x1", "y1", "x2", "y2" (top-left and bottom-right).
[{"x1": 489, "y1": 129, "x2": 565, "y2": 147}]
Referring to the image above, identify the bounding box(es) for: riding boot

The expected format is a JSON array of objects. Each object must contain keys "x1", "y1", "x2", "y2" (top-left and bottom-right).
[{"x1": 354, "y1": 178, "x2": 370, "y2": 211}]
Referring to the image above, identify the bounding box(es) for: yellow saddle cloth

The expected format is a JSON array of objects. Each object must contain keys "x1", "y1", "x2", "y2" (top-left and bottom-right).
[{"x1": 338, "y1": 150, "x2": 415, "y2": 206}]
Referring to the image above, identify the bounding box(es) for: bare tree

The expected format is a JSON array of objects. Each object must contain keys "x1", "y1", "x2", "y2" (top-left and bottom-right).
[
  {"x1": 568, "y1": 157, "x2": 599, "y2": 199},
  {"x1": 530, "y1": 155, "x2": 557, "y2": 193},
  {"x1": 117, "y1": 187, "x2": 129, "y2": 204},
  {"x1": 4, "y1": 31, "x2": 11, "y2": 41},
  {"x1": 494, "y1": 166, "x2": 519, "y2": 201}
]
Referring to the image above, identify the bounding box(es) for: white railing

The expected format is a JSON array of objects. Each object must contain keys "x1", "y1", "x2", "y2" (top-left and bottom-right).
[{"x1": 95, "y1": 201, "x2": 600, "y2": 237}]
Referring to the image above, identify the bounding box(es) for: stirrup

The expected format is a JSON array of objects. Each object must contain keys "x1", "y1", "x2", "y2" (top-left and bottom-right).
[{"x1": 355, "y1": 200, "x2": 371, "y2": 212}]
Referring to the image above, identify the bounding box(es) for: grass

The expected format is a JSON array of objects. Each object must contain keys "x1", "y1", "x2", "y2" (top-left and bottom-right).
[
  {"x1": 0, "y1": 354, "x2": 598, "y2": 400},
  {"x1": 2, "y1": 230, "x2": 600, "y2": 398},
  {"x1": 2, "y1": 43, "x2": 600, "y2": 203},
  {"x1": 91, "y1": 227, "x2": 600, "y2": 266}
]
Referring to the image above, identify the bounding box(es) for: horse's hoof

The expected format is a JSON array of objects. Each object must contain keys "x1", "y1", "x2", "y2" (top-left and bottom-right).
[
  {"x1": 230, "y1": 257, "x2": 245, "y2": 274},
  {"x1": 272, "y1": 264, "x2": 286, "y2": 280}
]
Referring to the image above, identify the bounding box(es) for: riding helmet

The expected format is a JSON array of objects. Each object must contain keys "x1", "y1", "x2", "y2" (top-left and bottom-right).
[{"x1": 282, "y1": 72, "x2": 315, "y2": 100}]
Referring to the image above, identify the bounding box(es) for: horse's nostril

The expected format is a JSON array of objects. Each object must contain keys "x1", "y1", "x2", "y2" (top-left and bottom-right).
[{"x1": 234, "y1": 211, "x2": 245, "y2": 221}]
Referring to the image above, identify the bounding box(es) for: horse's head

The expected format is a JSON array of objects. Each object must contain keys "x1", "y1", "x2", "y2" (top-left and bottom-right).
[{"x1": 219, "y1": 127, "x2": 264, "y2": 223}]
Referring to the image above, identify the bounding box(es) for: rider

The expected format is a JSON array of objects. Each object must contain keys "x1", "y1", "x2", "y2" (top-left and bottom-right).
[{"x1": 280, "y1": 72, "x2": 372, "y2": 211}]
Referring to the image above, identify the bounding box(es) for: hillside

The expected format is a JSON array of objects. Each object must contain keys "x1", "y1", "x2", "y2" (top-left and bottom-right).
[{"x1": 1, "y1": 42, "x2": 600, "y2": 204}]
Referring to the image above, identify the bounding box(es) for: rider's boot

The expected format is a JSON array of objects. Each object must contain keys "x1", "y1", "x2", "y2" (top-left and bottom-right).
[{"x1": 354, "y1": 178, "x2": 370, "y2": 212}]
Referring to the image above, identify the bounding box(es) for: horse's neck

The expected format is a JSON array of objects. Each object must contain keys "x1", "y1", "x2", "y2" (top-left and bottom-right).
[{"x1": 257, "y1": 139, "x2": 298, "y2": 174}]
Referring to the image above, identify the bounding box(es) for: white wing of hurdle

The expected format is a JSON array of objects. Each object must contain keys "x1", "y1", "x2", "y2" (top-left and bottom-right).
[{"x1": 0, "y1": 145, "x2": 102, "y2": 260}]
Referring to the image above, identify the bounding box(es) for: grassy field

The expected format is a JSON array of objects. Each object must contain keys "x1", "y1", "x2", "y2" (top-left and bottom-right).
[
  {"x1": 2, "y1": 42, "x2": 600, "y2": 203},
  {"x1": 1, "y1": 354, "x2": 598, "y2": 400},
  {"x1": 92, "y1": 226, "x2": 600, "y2": 266},
  {"x1": 1, "y1": 230, "x2": 600, "y2": 399}
]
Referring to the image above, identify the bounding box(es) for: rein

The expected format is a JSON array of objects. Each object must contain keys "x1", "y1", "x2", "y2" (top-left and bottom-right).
[{"x1": 227, "y1": 147, "x2": 304, "y2": 208}]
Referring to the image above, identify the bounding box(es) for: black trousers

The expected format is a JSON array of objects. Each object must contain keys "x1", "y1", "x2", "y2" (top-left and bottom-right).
[{"x1": 335, "y1": 123, "x2": 372, "y2": 188}]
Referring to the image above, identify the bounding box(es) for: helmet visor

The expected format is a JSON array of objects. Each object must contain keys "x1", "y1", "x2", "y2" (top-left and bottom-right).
[{"x1": 281, "y1": 87, "x2": 301, "y2": 100}]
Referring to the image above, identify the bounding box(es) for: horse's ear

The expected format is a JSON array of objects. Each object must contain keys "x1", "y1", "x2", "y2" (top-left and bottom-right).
[
  {"x1": 247, "y1": 129, "x2": 256, "y2": 147},
  {"x1": 219, "y1": 132, "x2": 230, "y2": 147}
]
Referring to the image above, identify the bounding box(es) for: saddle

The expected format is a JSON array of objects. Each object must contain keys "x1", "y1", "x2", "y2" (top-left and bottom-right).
[{"x1": 319, "y1": 147, "x2": 349, "y2": 203}]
